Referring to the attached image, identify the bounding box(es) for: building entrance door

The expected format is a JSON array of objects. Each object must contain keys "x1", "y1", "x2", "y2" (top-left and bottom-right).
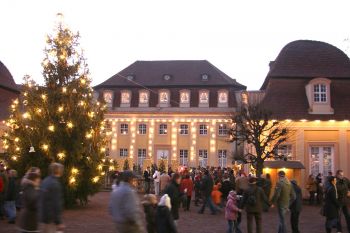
[{"x1": 157, "y1": 149, "x2": 169, "y2": 164}]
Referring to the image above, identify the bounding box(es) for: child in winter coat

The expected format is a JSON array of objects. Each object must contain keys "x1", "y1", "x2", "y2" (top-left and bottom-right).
[
  {"x1": 211, "y1": 183, "x2": 223, "y2": 207},
  {"x1": 225, "y1": 191, "x2": 242, "y2": 233},
  {"x1": 142, "y1": 194, "x2": 158, "y2": 233},
  {"x1": 156, "y1": 194, "x2": 177, "y2": 233}
]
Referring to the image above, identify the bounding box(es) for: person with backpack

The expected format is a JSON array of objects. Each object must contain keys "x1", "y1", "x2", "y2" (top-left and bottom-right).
[
  {"x1": 271, "y1": 171, "x2": 296, "y2": 233},
  {"x1": 242, "y1": 177, "x2": 269, "y2": 233}
]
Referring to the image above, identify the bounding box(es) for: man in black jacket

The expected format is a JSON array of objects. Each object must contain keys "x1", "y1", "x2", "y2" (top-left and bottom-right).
[
  {"x1": 164, "y1": 173, "x2": 181, "y2": 224},
  {"x1": 4, "y1": 169, "x2": 18, "y2": 224},
  {"x1": 198, "y1": 170, "x2": 217, "y2": 215},
  {"x1": 40, "y1": 163, "x2": 64, "y2": 233},
  {"x1": 290, "y1": 180, "x2": 302, "y2": 233},
  {"x1": 143, "y1": 167, "x2": 151, "y2": 194},
  {"x1": 336, "y1": 169, "x2": 350, "y2": 233}
]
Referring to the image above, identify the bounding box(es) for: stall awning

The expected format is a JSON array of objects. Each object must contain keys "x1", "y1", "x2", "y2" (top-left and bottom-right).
[{"x1": 263, "y1": 160, "x2": 305, "y2": 169}]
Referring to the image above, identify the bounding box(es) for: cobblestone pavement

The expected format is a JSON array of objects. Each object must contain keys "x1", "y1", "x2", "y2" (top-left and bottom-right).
[{"x1": 0, "y1": 192, "x2": 337, "y2": 233}]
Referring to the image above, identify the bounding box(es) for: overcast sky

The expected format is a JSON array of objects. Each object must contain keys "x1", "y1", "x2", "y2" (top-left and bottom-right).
[{"x1": 0, "y1": 0, "x2": 350, "y2": 90}]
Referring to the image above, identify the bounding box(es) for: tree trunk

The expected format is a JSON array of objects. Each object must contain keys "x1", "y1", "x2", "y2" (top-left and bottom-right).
[{"x1": 256, "y1": 158, "x2": 264, "y2": 178}]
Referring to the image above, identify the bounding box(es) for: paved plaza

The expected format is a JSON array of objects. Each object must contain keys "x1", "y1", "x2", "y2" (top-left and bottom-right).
[{"x1": 0, "y1": 191, "x2": 337, "y2": 233}]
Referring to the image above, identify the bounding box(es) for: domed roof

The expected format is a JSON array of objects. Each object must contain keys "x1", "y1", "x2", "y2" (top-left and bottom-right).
[
  {"x1": 0, "y1": 60, "x2": 18, "y2": 92},
  {"x1": 267, "y1": 40, "x2": 350, "y2": 78}
]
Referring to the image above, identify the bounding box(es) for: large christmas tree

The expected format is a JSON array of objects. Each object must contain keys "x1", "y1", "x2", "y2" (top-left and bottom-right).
[{"x1": 2, "y1": 14, "x2": 110, "y2": 206}]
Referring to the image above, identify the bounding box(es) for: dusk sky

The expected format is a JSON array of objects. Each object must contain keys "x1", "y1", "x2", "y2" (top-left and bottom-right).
[{"x1": 1, "y1": 0, "x2": 350, "y2": 90}]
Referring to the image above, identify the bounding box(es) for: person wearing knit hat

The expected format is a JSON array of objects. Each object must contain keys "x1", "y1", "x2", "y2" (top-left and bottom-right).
[
  {"x1": 156, "y1": 194, "x2": 177, "y2": 233},
  {"x1": 225, "y1": 191, "x2": 242, "y2": 233}
]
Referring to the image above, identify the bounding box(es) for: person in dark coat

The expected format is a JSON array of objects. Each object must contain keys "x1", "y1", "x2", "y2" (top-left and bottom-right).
[
  {"x1": 164, "y1": 173, "x2": 181, "y2": 222},
  {"x1": 18, "y1": 172, "x2": 41, "y2": 233},
  {"x1": 290, "y1": 180, "x2": 302, "y2": 233},
  {"x1": 198, "y1": 170, "x2": 217, "y2": 215},
  {"x1": 40, "y1": 163, "x2": 64, "y2": 233},
  {"x1": 156, "y1": 194, "x2": 177, "y2": 233},
  {"x1": 324, "y1": 176, "x2": 340, "y2": 233},
  {"x1": 143, "y1": 167, "x2": 151, "y2": 194},
  {"x1": 242, "y1": 177, "x2": 269, "y2": 233},
  {"x1": 335, "y1": 169, "x2": 350, "y2": 233},
  {"x1": 142, "y1": 194, "x2": 157, "y2": 233},
  {"x1": 221, "y1": 173, "x2": 233, "y2": 203},
  {"x1": 4, "y1": 169, "x2": 18, "y2": 224}
]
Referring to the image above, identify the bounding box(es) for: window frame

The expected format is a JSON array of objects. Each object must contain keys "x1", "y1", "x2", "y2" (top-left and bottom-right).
[
  {"x1": 313, "y1": 83, "x2": 327, "y2": 103},
  {"x1": 198, "y1": 149, "x2": 208, "y2": 167},
  {"x1": 275, "y1": 144, "x2": 294, "y2": 160},
  {"x1": 218, "y1": 124, "x2": 228, "y2": 136},
  {"x1": 179, "y1": 149, "x2": 189, "y2": 166},
  {"x1": 218, "y1": 149, "x2": 227, "y2": 168},
  {"x1": 218, "y1": 90, "x2": 229, "y2": 106},
  {"x1": 120, "y1": 123, "x2": 129, "y2": 135},
  {"x1": 159, "y1": 89, "x2": 170, "y2": 107},
  {"x1": 159, "y1": 124, "x2": 168, "y2": 135},
  {"x1": 179, "y1": 124, "x2": 189, "y2": 135},
  {"x1": 119, "y1": 148, "x2": 128, "y2": 157},
  {"x1": 199, "y1": 124, "x2": 208, "y2": 135},
  {"x1": 139, "y1": 90, "x2": 149, "y2": 106},
  {"x1": 137, "y1": 148, "x2": 147, "y2": 167},
  {"x1": 199, "y1": 90, "x2": 210, "y2": 105},
  {"x1": 138, "y1": 123, "x2": 147, "y2": 135}
]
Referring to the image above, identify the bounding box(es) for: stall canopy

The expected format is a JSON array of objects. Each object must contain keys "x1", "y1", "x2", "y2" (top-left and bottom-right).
[{"x1": 263, "y1": 160, "x2": 305, "y2": 169}]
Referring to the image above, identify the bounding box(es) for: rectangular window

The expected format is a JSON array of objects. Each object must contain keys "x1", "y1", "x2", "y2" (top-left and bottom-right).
[
  {"x1": 138, "y1": 124, "x2": 147, "y2": 135},
  {"x1": 137, "y1": 149, "x2": 147, "y2": 167},
  {"x1": 179, "y1": 124, "x2": 189, "y2": 135},
  {"x1": 159, "y1": 124, "x2": 168, "y2": 135},
  {"x1": 276, "y1": 145, "x2": 294, "y2": 160},
  {"x1": 179, "y1": 149, "x2": 188, "y2": 166},
  {"x1": 120, "y1": 124, "x2": 128, "y2": 134},
  {"x1": 199, "y1": 124, "x2": 208, "y2": 135},
  {"x1": 310, "y1": 146, "x2": 334, "y2": 177},
  {"x1": 119, "y1": 148, "x2": 128, "y2": 157},
  {"x1": 218, "y1": 124, "x2": 228, "y2": 136},
  {"x1": 198, "y1": 149, "x2": 208, "y2": 167},
  {"x1": 218, "y1": 150, "x2": 227, "y2": 168},
  {"x1": 314, "y1": 84, "x2": 327, "y2": 103}
]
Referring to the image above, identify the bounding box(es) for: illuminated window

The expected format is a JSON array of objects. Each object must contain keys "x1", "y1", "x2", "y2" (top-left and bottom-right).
[
  {"x1": 179, "y1": 149, "x2": 188, "y2": 166},
  {"x1": 275, "y1": 145, "x2": 294, "y2": 160},
  {"x1": 218, "y1": 150, "x2": 227, "y2": 167},
  {"x1": 199, "y1": 150, "x2": 208, "y2": 167},
  {"x1": 137, "y1": 149, "x2": 147, "y2": 167},
  {"x1": 218, "y1": 91, "x2": 228, "y2": 103},
  {"x1": 120, "y1": 148, "x2": 128, "y2": 157},
  {"x1": 121, "y1": 91, "x2": 131, "y2": 104},
  {"x1": 159, "y1": 124, "x2": 168, "y2": 135},
  {"x1": 310, "y1": 146, "x2": 334, "y2": 177},
  {"x1": 218, "y1": 124, "x2": 228, "y2": 136},
  {"x1": 138, "y1": 124, "x2": 147, "y2": 135},
  {"x1": 120, "y1": 124, "x2": 128, "y2": 134},
  {"x1": 179, "y1": 124, "x2": 189, "y2": 135},
  {"x1": 139, "y1": 91, "x2": 149, "y2": 105},
  {"x1": 159, "y1": 90, "x2": 170, "y2": 106},
  {"x1": 199, "y1": 91, "x2": 209, "y2": 104},
  {"x1": 103, "y1": 91, "x2": 113, "y2": 107},
  {"x1": 180, "y1": 91, "x2": 190, "y2": 104},
  {"x1": 314, "y1": 84, "x2": 327, "y2": 103}
]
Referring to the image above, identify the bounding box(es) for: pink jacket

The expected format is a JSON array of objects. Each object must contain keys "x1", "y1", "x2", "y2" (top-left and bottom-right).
[{"x1": 225, "y1": 192, "x2": 240, "y2": 221}]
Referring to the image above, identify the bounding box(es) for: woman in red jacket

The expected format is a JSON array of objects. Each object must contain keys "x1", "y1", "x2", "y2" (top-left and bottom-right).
[{"x1": 180, "y1": 174, "x2": 193, "y2": 211}]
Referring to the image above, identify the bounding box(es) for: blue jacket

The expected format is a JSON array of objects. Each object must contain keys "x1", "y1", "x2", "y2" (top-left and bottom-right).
[{"x1": 40, "y1": 175, "x2": 63, "y2": 224}]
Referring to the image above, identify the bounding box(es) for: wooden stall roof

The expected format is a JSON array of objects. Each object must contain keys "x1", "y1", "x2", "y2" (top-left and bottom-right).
[{"x1": 264, "y1": 160, "x2": 305, "y2": 169}]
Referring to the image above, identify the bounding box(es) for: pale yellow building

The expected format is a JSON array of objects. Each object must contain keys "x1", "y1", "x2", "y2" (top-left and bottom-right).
[{"x1": 95, "y1": 60, "x2": 246, "y2": 170}]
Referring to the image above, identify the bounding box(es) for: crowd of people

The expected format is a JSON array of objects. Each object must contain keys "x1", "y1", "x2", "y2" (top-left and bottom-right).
[
  {"x1": 0, "y1": 163, "x2": 64, "y2": 233},
  {"x1": 110, "y1": 165, "x2": 350, "y2": 233}
]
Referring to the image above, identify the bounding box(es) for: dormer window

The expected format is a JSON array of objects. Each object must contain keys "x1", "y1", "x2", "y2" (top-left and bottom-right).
[
  {"x1": 159, "y1": 90, "x2": 170, "y2": 107},
  {"x1": 314, "y1": 84, "x2": 327, "y2": 103},
  {"x1": 120, "y1": 90, "x2": 131, "y2": 107},
  {"x1": 199, "y1": 90, "x2": 209, "y2": 107},
  {"x1": 201, "y1": 74, "x2": 209, "y2": 81},
  {"x1": 305, "y1": 78, "x2": 333, "y2": 114},
  {"x1": 180, "y1": 90, "x2": 190, "y2": 107},
  {"x1": 139, "y1": 90, "x2": 149, "y2": 107},
  {"x1": 103, "y1": 91, "x2": 114, "y2": 107},
  {"x1": 218, "y1": 90, "x2": 228, "y2": 107}
]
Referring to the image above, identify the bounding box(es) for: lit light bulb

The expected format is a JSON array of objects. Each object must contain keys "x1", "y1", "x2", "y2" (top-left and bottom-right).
[
  {"x1": 14, "y1": 137, "x2": 19, "y2": 142},
  {"x1": 59, "y1": 54, "x2": 65, "y2": 60},
  {"x1": 98, "y1": 164, "x2": 103, "y2": 170},
  {"x1": 57, "y1": 152, "x2": 65, "y2": 160},
  {"x1": 71, "y1": 168, "x2": 79, "y2": 175},
  {"x1": 11, "y1": 156, "x2": 17, "y2": 161},
  {"x1": 62, "y1": 87, "x2": 67, "y2": 93},
  {"x1": 36, "y1": 108, "x2": 42, "y2": 114},
  {"x1": 69, "y1": 177, "x2": 76, "y2": 184},
  {"x1": 92, "y1": 176, "x2": 99, "y2": 183},
  {"x1": 80, "y1": 79, "x2": 86, "y2": 85},
  {"x1": 58, "y1": 106, "x2": 64, "y2": 112},
  {"x1": 42, "y1": 144, "x2": 49, "y2": 151},
  {"x1": 41, "y1": 94, "x2": 47, "y2": 100},
  {"x1": 67, "y1": 122, "x2": 73, "y2": 128},
  {"x1": 109, "y1": 166, "x2": 114, "y2": 171},
  {"x1": 22, "y1": 112, "x2": 30, "y2": 119},
  {"x1": 48, "y1": 125, "x2": 55, "y2": 132}
]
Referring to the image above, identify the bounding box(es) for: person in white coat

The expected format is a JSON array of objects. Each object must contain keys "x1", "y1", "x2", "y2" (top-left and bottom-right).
[{"x1": 153, "y1": 170, "x2": 161, "y2": 196}]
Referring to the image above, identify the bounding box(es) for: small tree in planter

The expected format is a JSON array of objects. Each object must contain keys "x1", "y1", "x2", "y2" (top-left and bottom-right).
[{"x1": 158, "y1": 159, "x2": 166, "y2": 173}]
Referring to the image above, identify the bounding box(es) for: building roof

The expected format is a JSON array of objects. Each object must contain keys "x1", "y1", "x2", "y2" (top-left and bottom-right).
[
  {"x1": 261, "y1": 40, "x2": 350, "y2": 89},
  {"x1": 259, "y1": 40, "x2": 350, "y2": 121},
  {"x1": 95, "y1": 60, "x2": 246, "y2": 89},
  {"x1": 0, "y1": 61, "x2": 19, "y2": 93}
]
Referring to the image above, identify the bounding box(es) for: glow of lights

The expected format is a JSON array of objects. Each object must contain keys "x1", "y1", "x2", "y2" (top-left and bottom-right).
[
  {"x1": 71, "y1": 168, "x2": 79, "y2": 175},
  {"x1": 315, "y1": 120, "x2": 321, "y2": 123},
  {"x1": 14, "y1": 137, "x2": 19, "y2": 142},
  {"x1": 62, "y1": 87, "x2": 67, "y2": 93},
  {"x1": 57, "y1": 152, "x2": 65, "y2": 160},
  {"x1": 329, "y1": 120, "x2": 335, "y2": 123},
  {"x1": 80, "y1": 79, "x2": 86, "y2": 85},
  {"x1": 58, "y1": 106, "x2": 64, "y2": 112},
  {"x1": 22, "y1": 112, "x2": 30, "y2": 119},
  {"x1": 67, "y1": 122, "x2": 74, "y2": 128},
  {"x1": 42, "y1": 144, "x2": 49, "y2": 151},
  {"x1": 300, "y1": 119, "x2": 307, "y2": 122},
  {"x1": 48, "y1": 125, "x2": 55, "y2": 132},
  {"x1": 69, "y1": 177, "x2": 76, "y2": 184},
  {"x1": 11, "y1": 156, "x2": 17, "y2": 161},
  {"x1": 92, "y1": 176, "x2": 100, "y2": 183},
  {"x1": 109, "y1": 166, "x2": 114, "y2": 171},
  {"x1": 41, "y1": 94, "x2": 47, "y2": 100}
]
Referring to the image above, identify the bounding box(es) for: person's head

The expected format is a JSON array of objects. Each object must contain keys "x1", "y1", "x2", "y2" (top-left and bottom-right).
[
  {"x1": 228, "y1": 190, "x2": 237, "y2": 200},
  {"x1": 144, "y1": 194, "x2": 157, "y2": 205},
  {"x1": 266, "y1": 173, "x2": 271, "y2": 180},
  {"x1": 328, "y1": 176, "x2": 337, "y2": 186},
  {"x1": 9, "y1": 169, "x2": 17, "y2": 178},
  {"x1": 49, "y1": 163, "x2": 64, "y2": 177},
  {"x1": 27, "y1": 167, "x2": 41, "y2": 176},
  {"x1": 172, "y1": 173, "x2": 181, "y2": 185},
  {"x1": 159, "y1": 194, "x2": 171, "y2": 209},
  {"x1": 27, "y1": 172, "x2": 41, "y2": 187},
  {"x1": 121, "y1": 170, "x2": 137, "y2": 184},
  {"x1": 278, "y1": 170, "x2": 286, "y2": 179},
  {"x1": 336, "y1": 170, "x2": 344, "y2": 179},
  {"x1": 291, "y1": 180, "x2": 298, "y2": 186}
]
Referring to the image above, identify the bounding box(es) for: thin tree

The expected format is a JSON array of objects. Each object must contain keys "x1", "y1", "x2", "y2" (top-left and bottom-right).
[{"x1": 230, "y1": 104, "x2": 289, "y2": 177}]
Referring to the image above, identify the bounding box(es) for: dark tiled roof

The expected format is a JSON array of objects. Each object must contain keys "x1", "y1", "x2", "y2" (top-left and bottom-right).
[
  {"x1": 0, "y1": 61, "x2": 19, "y2": 92},
  {"x1": 260, "y1": 78, "x2": 350, "y2": 120},
  {"x1": 96, "y1": 60, "x2": 245, "y2": 88},
  {"x1": 0, "y1": 88, "x2": 18, "y2": 120},
  {"x1": 262, "y1": 40, "x2": 350, "y2": 89},
  {"x1": 264, "y1": 160, "x2": 305, "y2": 169}
]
